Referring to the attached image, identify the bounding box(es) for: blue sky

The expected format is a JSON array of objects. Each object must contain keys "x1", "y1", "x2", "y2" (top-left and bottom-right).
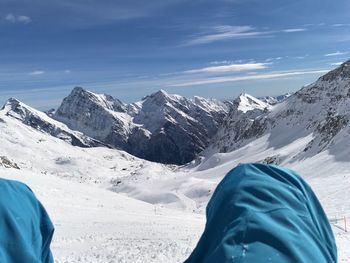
[{"x1": 1, "y1": 0, "x2": 350, "y2": 109}]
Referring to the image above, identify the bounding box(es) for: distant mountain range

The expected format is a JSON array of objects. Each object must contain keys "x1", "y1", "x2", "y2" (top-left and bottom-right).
[
  {"x1": 7, "y1": 59, "x2": 350, "y2": 167},
  {"x1": 2, "y1": 60, "x2": 350, "y2": 217},
  {"x1": 52, "y1": 88, "x2": 231, "y2": 164}
]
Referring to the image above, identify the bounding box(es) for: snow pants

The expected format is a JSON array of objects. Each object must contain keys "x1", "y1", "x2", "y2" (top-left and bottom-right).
[
  {"x1": 186, "y1": 163, "x2": 337, "y2": 263},
  {"x1": 0, "y1": 179, "x2": 54, "y2": 263}
]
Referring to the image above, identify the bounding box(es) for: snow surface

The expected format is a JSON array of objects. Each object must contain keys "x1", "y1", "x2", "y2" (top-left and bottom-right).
[
  {"x1": 0, "y1": 90, "x2": 349, "y2": 261},
  {"x1": 0, "y1": 110, "x2": 204, "y2": 262}
]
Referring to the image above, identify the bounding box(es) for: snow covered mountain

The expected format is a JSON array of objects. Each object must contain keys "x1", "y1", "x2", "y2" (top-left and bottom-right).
[
  {"x1": 54, "y1": 87, "x2": 230, "y2": 164},
  {"x1": 205, "y1": 93, "x2": 270, "y2": 153},
  {"x1": 0, "y1": 63, "x2": 350, "y2": 261},
  {"x1": 0, "y1": 106, "x2": 205, "y2": 262},
  {"x1": 205, "y1": 60, "x2": 350, "y2": 163},
  {"x1": 259, "y1": 93, "x2": 292, "y2": 105},
  {"x1": 1, "y1": 98, "x2": 104, "y2": 148}
]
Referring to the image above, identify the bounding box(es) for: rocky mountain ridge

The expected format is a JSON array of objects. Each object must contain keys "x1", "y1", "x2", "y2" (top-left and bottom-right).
[
  {"x1": 206, "y1": 60, "x2": 350, "y2": 164},
  {"x1": 1, "y1": 98, "x2": 104, "y2": 148},
  {"x1": 53, "y1": 88, "x2": 232, "y2": 164}
]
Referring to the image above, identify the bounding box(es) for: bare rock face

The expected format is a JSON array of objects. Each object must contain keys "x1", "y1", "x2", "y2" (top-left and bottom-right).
[
  {"x1": 206, "y1": 93, "x2": 271, "y2": 153},
  {"x1": 0, "y1": 156, "x2": 20, "y2": 169},
  {"x1": 320, "y1": 60, "x2": 350, "y2": 81},
  {"x1": 53, "y1": 87, "x2": 230, "y2": 165}
]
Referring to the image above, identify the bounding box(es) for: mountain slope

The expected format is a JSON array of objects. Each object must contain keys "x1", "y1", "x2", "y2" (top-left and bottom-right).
[
  {"x1": 207, "y1": 60, "x2": 350, "y2": 160},
  {"x1": 0, "y1": 67, "x2": 349, "y2": 261},
  {"x1": 205, "y1": 93, "x2": 270, "y2": 153},
  {"x1": 0, "y1": 110, "x2": 204, "y2": 262},
  {"x1": 259, "y1": 93, "x2": 292, "y2": 105},
  {"x1": 54, "y1": 87, "x2": 230, "y2": 164},
  {"x1": 1, "y1": 98, "x2": 104, "y2": 148}
]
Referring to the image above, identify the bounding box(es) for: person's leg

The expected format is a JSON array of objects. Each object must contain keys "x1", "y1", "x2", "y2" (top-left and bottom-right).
[
  {"x1": 0, "y1": 179, "x2": 54, "y2": 263},
  {"x1": 186, "y1": 163, "x2": 337, "y2": 263}
]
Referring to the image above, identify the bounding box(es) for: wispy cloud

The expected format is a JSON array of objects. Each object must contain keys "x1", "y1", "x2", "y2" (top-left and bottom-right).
[
  {"x1": 332, "y1": 23, "x2": 349, "y2": 27},
  {"x1": 184, "y1": 25, "x2": 269, "y2": 46},
  {"x1": 330, "y1": 62, "x2": 344, "y2": 66},
  {"x1": 184, "y1": 63, "x2": 268, "y2": 74},
  {"x1": 294, "y1": 55, "x2": 308, "y2": 59},
  {"x1": 168, "y1": 69, "x2": 328, "y2": 87},
  {"x1": 324, "y1": 51, "x2": 348, "y2": 57},
  {"x1": 29, "y1": 70, "x2": 45, "y2": 75},
  {"x1": 281, "y1": 28, "x2": 306, "y2": 33},
  {"x1": 184, "y1": 25, "x2": 308, "y2": 46},
  {"x1": 209, "y1": 60, "x2": 235, "y2": 65},
  {"x1": 5, "y1": 13, "x2": 32, "y2": 24},
  {"x1": 265, "y1": 57, "x2": 283, "y2": 62}
]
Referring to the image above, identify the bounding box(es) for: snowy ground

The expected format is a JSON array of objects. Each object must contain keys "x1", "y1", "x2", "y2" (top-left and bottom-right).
[
  {"x1": 0, "y1": 110, "x2": 349, "y2": 261},
  {"x1": 0, "y1": 169, "x2": 204, "y2": 263}
]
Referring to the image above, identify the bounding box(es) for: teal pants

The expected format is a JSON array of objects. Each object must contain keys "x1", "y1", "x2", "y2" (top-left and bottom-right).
[
  {"x1": 186, "y1": 163, "x2": 337, "y2": 263},
  {"x1": 0, "y1": 179, "x2": 54, "y2": 263}
]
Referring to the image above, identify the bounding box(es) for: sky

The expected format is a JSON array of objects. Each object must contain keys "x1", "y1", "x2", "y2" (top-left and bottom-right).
[{"x1": 1, "y1": 0, "x2": 350, "y2": 109}]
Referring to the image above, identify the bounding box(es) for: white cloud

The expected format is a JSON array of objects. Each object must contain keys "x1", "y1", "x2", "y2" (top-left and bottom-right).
[
  {"x1": 209, "y1": 60, "x2": 233, "y2": 65},
  {"x1": 184, "y1": 25, "x2": 269, "y2": 46},
  {"x1": 324, "y1": 51, "x2": 348, "y2": 57},
  {"x1": 17, "y1": 15, "x2": 32, "y2": 24},
  {"x1": 332, "y1": 24, "x2": 349, "y2": 27},
  {"x1": 5, "y1": 13, "x2": 31, "y2": 24},
  {"x1": 184, "y1": 25, "x2": 308, "y2": 46},
  {"x1": 330, "y1": 62, "x2": 344, "y2": 66},
  {"x1": 64, "y1": 70, "x2": 71, "y2": 74},
  {"x1": 168, "y1": 69, "x2": 329, "y2": 87},
  {"x1": 282, "y1": 28, "x2": 306, "y2": 33},
  {"x1": 185, "y1": 63, "x2": 268, "y2": 74},
  {"x1": 5, "y1": 14, "x2": 16, "y2": 23},
  {"x1": 29, "y1": 71, "x2": 45, "y2": 75},
  {"x1": 294, "y1": 55, "x2": 308, "y2": 59}
]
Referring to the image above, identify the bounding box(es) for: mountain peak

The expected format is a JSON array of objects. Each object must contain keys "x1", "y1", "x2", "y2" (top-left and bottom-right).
[
  {"x1": 63, "y1": 87, "x2": 126, "y2": 112},
  {"x1": 157, "y1": 89, "x2": 168, "y2": 95},
  {"x1": 150, "y1": 89, "x2": 170, "y2": 99},
  {"x1": 142, "y1": 89, "x2": 174, "y2": 106},
  {"x1": 5, "y1": 97, "x2": 21, "y2": 105},
  {"x1": 320, "y1": 59, "x2": 350, "y2": 81},
  {"x1": 70, "y1": 86, "x2": 97, "y2": 100},
  {"x1": 1, "y1": 97, "x2": 44, "y2": 123},
  {"x1": 72, "y1": 86, "x2": 86, "y2": 93},
  {"x1": 238, "y1": 92, "x2": 249, "y2": 98},
  {"x1": 234, "y1": 93, "x2": 269, "y2": 113},
  {"x1": 2, "y1": 97, "x2": 23, "y2": 112}
]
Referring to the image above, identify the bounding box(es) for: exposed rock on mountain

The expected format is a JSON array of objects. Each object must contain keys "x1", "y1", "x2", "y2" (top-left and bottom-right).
[
  {"x1": 206, "y1": 60, "x2": 350, "y2": 159},
  {"x1": 1, "y1": 98, "x2": 104, "y2": 148},
  {"x1": 259, "y1": 93, "x2": 292, "y2": 105},
  {"x1": 205, "y1": 93, "x2": 270, "y2": 153},
  {"x1": 0, "y1": 156, "x2": 20, "y2": 169},
  {"x1": 6, "y1": 60, "x2": 350, "y2": 166},
  {"x1": 54, "y1": 87, "x2": 230, "y2": 164}
]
